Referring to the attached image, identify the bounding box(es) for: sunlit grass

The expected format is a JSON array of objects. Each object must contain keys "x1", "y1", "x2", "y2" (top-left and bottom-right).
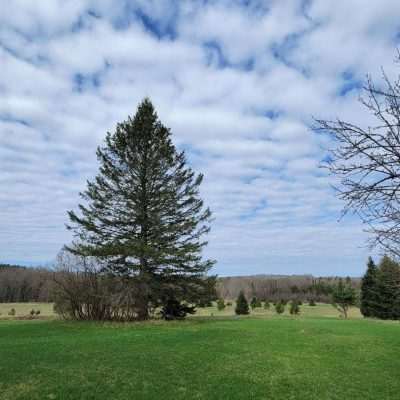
[{"x1": 0, "y1": 315, "x2": 399, "y2": 399}]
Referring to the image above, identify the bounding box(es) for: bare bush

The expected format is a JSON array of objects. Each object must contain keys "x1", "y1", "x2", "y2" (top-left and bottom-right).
[{"x1": 53, "y1": 250, "x2": 144, "y2": 321}]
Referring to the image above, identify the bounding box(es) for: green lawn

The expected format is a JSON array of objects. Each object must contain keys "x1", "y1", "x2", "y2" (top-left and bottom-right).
[{"x1": 0, "y1": 311, "x2": 399, "y2": 399}]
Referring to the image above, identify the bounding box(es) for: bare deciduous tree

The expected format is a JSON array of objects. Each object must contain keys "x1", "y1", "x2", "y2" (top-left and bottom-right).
[{"x1": 315, "y1": 56, "x2": 400, "y2": 257}]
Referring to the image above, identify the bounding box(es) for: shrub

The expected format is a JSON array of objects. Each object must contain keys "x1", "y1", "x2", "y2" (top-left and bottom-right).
[
  {"x1": 8, "y1": 308, "x2": 16, "y2": 316},
  {"x1": 160, "y1": 297, "x2": 196, "y2": 320},
  {"x1": 275, "y1": 301, "x2": 285, "y2": 314},
  {"x1": 289, "y1": 300, "x2": 300, "y2": 315},
  {"x1": 263, "y1": 301, "x2": 270, "y2": 310},
  {"x1": 35, "y1": 310, "x2": 41, "y2": 316},
  {"x1": 235, "y1": 291, "x2": 250, "y2": 315},
  {"x1": 250, "y1": 297, "x2": 261, "y2": 309},
  {"x1": 226, "y1": 301, "x2": 232, "y2": 306},
  {"x1": 217, "y1": 298, "x2": 225, "y2": 311},
  {"x1": 30, "y1": 309, "x2": 35, "y2": 316},
  {"x1": 309, "y1": 299, "x2": 316, "y2": 306}
]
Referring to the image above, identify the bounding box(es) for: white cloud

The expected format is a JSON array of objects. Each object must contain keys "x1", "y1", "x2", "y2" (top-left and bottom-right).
[{"x1": 0, "y1": 0, "x2": 395, "y2": 275}]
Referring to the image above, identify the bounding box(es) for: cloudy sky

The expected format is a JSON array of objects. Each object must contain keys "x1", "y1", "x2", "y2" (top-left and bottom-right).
[{"x1": 2, "y1": 0, "x2": 400, "y2": 276}]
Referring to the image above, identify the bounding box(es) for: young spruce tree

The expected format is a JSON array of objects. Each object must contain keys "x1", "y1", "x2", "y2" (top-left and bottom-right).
[
  {"x1": 235, "y1": 291, "x2": 250, "y2": 315},
  {"x1": 331, "y1": 278, "x2": 356, "y2": 319},
  {"x1": 360, "y1": 257, "x2": 379, "y2": 318},
  {"x1": 66, "y1": 99, "x2": 214, "y2": 320}
]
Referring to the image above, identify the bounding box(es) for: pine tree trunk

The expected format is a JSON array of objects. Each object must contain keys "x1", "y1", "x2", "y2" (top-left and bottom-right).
[
  {"x1": 137, "y1": 301, "x2": 149, "y2": 320},
  {"x1": 136, "y1": 267, "x2": 150, "y2": 320}
]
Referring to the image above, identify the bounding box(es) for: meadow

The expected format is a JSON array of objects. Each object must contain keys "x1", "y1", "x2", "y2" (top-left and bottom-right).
[
  {"x1": 0, "y1": 301, "x2": 361, "y2": 319},
  {"x1": 1, "y1": 303, "x2": 399, "y2": 400}
]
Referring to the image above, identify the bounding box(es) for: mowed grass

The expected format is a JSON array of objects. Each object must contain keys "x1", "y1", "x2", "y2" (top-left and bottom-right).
[
  {"x1": 194, "y1": 302, "x2": 363, "y2": 319},
  {"x1": 0, "y1": 303, "x2": 55, "y2": 319},
  {"x1": 0, "y1": 302, "x2": 361, "y2": 319},
  {"x1": 0, "y1": 310, "x2": 399, "y2": 400}
]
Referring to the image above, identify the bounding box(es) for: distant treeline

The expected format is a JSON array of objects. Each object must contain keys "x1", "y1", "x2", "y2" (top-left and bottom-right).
[
  {"x1": 217, "y1": 275, "x2": 361, "y2": 303},
  {"x1": 0, "y1": 264, "x2": 54, "y2": 302},
  {"x1": 0, "y1": 263, "x2": 359, "y2": 304}
]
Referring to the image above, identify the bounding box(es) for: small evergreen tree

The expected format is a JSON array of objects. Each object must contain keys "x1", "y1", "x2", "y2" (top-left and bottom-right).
[
  {"x1": 217, "y1": 298, "x2": 225, "y2": 311},
  {"x1": 360, "y1": 257, "x2": 379, "y2": 317},
  {"x1": 289, "y1": 300, "x2": 300, "y2": 315},
  {"x1": 331, "y1": 278, "x2": 356, "y2": 319},
  {"x1": 235, "y1": 291, "x2": 250, "y2": 315},
  {"x1": 308, "y1": 298, "x2": 316, "y2": 306},
  {"x1": 250, "y1": 296, "x2": 261, "y2": 309},
  {"x1": 275, "y1": 301, "x2": 285, "y2": 314}
]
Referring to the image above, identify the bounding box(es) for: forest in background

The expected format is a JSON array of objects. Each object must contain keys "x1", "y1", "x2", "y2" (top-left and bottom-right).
[{"x1": 0, "y1": 263, "x2": 359, "y2": 304}]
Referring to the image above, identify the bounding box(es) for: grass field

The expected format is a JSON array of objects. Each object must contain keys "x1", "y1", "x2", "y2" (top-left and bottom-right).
[
  {"x1": 0, "y1": 303, "x2": 55, "y2": 319},
  {"x1": 0, "y1": 302, "x2": 361, "y2": 319},
  {"x1": 0, "y1": 304, "x2": 399, "y2": 400}
]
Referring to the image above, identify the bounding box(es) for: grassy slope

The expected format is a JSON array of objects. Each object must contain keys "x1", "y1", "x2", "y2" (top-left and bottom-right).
[{"x1": 0, "y1": 313, "x2": 399, "y2": 399}]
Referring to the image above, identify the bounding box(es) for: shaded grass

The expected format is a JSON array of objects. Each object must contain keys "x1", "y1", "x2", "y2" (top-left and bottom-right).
[{"x1": 0, "y1": 315, "x2": 399, "y2": 399}]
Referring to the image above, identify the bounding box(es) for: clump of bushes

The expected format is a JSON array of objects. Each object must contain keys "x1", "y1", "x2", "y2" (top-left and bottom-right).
[
  {"x1": 28, "y1": 309, "x2": 41, "y2": 318},
  {"x1": 217, "y1": 298, "x2": 225, "y2": 311},
  {"x1": 8, "y1": 308, "x2": 16, "y2": 316},
  {"x1": 235, "y1": 291, "x2": 250, "y2": 315},
  {"x1": 275, "y1": 301, "x2": 285, "y2": 314},
  {"x1": 289, "y1": 300, "x2": 300, "y2": 315}
]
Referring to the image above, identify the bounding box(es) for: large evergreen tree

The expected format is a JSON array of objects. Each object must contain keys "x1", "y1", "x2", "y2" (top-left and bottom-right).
[
  {"x1": 360, "y1": 257, "x2": 379, "y2": 317},
  {"x1": 66, "y1": 99, "x2": 214, "y2": 320},
  {"x1": 374, "y1": 255, "x2": 400, "y2": 320}
]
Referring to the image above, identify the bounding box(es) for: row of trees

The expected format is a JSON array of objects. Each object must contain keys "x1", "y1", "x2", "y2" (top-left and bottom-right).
[
  {"x1": 217, "y1": 275, "x2": 359, "y2": 304},
  {"x1": 0, "y1": 263, "x2": 358, "y2": 307},
  {"x1": 233, "y1": 292, "x2": 302, "y2": 316}
]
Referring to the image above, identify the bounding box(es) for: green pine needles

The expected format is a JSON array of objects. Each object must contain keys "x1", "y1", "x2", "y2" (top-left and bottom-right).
[{"x1": 66, "y1": 99, "x2": 215, "y2": 320}]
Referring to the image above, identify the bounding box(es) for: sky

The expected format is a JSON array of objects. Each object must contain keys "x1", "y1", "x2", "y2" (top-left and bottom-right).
[{"x1": 1, "y1": 0, "x2": 400, "y2": 276}]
